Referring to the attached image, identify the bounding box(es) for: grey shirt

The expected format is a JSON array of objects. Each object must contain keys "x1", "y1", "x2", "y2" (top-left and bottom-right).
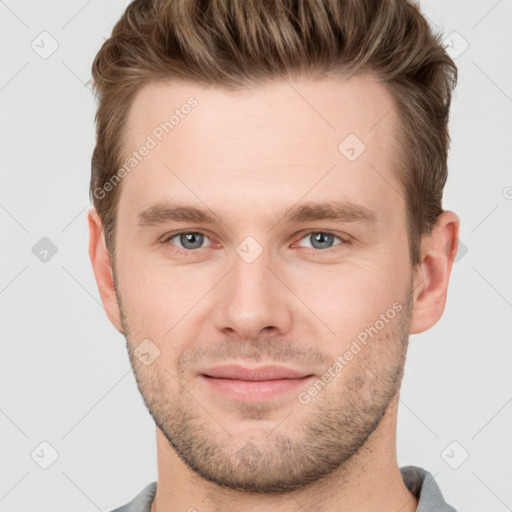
[{"x1": 110, "y1": 465, "x2": 457, "y2": 511}]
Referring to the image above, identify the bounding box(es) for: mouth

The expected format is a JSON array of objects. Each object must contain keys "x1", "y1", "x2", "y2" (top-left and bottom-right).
[{"x1": 199, "y1": 364, "x2": 315, "y2": 401}]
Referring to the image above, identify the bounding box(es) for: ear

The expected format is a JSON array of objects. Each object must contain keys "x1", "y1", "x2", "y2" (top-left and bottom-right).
[
  {"x1": 410, "y1": 210, "x2": 460, "y2": 335},
  {"x1": 88, "y1": 208, "x2": 123, "y2": 333}
]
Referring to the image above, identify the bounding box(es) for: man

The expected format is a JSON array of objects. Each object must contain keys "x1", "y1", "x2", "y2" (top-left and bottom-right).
[{"x1": 88, "y1": 0, "x2": 459, "y2": 510}]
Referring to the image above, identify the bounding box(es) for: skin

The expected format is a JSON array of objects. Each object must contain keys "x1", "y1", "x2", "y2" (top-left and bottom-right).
[{"x1": 88, "y1": 74, "x2": 459, "y2": 512}]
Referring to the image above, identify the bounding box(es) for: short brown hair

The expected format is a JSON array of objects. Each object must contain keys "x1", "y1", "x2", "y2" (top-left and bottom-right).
[{"x1": 90, "y1": 0, "x2": 457, "y2": 266}]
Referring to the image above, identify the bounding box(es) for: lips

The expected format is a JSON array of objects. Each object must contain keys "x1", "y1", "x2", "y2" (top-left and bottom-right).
[
  {"x1": 201, "y1": 364, "x2": 311, "y2": 381},
  {"x1": 199, "y1": 364, "x2": 314, "y2": 401}
]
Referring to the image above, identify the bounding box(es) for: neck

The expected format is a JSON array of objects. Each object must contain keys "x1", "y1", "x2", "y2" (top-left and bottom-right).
[{"x1": 150, "y1": 395, "x2": 418, "y2": 512}]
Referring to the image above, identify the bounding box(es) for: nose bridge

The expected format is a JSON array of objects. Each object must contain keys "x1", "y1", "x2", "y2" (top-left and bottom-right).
[
  {"x1": 232, "y1": 243, "x2": 271, "y2": 297},
  {"x1": 213, "y1": 238, "x2": 292, "y2": 338}
]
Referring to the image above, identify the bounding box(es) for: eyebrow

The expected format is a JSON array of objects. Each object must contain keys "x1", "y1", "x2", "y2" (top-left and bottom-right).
[{"x1": 136, "y1": 200, "x2": 377, "y2": 227}]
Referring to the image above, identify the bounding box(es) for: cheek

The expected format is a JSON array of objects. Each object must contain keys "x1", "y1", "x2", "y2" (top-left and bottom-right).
[
  {"x1": 115, "y1": 250, "x2": 216, "y2": 337},
  {"x1": 286, "y1": 257, "x2": 408, "y2": 339}
]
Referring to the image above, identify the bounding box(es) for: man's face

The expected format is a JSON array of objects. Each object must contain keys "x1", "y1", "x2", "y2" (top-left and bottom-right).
[{"x1": 112, "y1": 75, "x2": 415, "y2": 492}]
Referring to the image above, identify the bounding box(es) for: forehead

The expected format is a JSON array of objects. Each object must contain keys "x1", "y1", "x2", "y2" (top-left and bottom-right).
[{"x1": 118, "y1": 75, "x2": 405, "y2": 228}]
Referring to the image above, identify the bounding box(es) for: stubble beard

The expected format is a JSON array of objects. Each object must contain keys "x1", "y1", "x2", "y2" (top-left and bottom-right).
[{"x1": 118, "y1": 285, "x2": 413, "y2": 495}]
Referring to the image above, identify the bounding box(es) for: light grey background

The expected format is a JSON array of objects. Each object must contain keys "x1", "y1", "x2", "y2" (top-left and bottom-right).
[{"x1": 1, "y1": 1, "x2": 511, "y2": 511}]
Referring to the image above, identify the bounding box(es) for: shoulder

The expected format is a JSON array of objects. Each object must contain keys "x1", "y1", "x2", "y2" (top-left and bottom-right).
[
  {"x1": 400, "y1": 466, "x2": 457, "y2": 512},
  {"x1": 108, "y1": 482, "x2": 157, "y2": 512}
]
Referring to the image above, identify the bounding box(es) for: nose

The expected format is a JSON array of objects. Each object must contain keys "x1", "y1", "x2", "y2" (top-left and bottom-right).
[{"x1": 212, "y1": 246, "x2": 293, "y2": 341}]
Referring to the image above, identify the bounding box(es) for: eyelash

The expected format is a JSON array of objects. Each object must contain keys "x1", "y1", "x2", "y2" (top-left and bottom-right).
[{"x1": 161, "y1": 230, "x2": 351, "y2": 256}]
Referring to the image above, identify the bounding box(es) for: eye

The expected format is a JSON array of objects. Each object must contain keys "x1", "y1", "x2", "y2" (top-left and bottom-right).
[
  {"x1": 161, "y1": 230, "x2": 349, "y2": 254},
  {"x1": 163, "y1": 231, "x2": 212, "y2": 251},
  {"x1": 296, "y1": 231, "x2": 349, "y2": 250}
]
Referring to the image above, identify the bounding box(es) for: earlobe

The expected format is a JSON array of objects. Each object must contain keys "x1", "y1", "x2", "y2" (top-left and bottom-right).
[
  {"x1": 410, "y1": 210, "x2": 460, "y2": 335},
  {"x1": 87, "y1": 208, "x2": 123, "y2": 333}
]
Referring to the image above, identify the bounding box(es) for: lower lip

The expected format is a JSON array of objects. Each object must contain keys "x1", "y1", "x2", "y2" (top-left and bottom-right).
[{"x1": 200, "y1": 375, "x2": 313, "y2": 401}]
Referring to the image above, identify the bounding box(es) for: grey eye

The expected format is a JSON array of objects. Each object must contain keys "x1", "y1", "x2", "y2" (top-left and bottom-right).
[
  {"x1": 309, "y1": 232, "x2": 335, "y2": 249},
  {"x1": 175, "y1": 232, "x2": 207, "y2": 250},
  {"x1": 297, "y1": 232, "x2": 342, "y2": 250}
]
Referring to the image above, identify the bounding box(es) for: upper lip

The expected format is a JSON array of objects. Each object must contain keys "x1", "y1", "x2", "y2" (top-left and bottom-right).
[{"x1": 201, "y1": 364, "x2": 312, "y2": 381}]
